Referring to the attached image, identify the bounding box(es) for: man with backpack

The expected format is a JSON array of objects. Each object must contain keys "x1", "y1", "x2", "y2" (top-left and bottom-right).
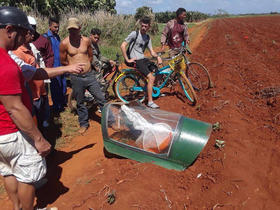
[
  {"x1": 120, "y1": 16, "x2": 162, "y2": 109},
  {"x1": 161, "y1": 8, "x2": 190, "y2": 56}
]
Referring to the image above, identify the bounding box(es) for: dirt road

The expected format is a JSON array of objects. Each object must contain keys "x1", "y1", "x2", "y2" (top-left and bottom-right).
[{"x1": 1, "y1": 15, "x2": 280, "y2": 209}]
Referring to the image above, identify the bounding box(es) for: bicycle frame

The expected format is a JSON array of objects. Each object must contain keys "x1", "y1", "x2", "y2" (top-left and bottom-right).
[
  {"x1": 115, "y1": 55, "x2": 188, "y2": 98},
  {"x1": 105, "y1": 64, "x2": 121, "y2": 87}
]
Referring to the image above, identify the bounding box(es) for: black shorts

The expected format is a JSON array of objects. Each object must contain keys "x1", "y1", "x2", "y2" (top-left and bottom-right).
[{"x1": 135, "y1": 58, "x2": 154, "y2": 76}]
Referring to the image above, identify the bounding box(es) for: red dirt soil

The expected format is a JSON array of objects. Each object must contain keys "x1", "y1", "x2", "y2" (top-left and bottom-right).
[{"x1": 1, "y1": 16, "x2": 280, "y2": 209}]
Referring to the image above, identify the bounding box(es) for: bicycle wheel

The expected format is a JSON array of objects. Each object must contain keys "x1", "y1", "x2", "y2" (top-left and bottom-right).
[
  {"x1": 186, "y1": 62, "x2": 212, "y2": 91},
  {"x1": 114, "y1": 72, "x2": 147, "y2": 103},
  {"x1": 178, "y1": 73, "x2": 197, "y2": 105}
]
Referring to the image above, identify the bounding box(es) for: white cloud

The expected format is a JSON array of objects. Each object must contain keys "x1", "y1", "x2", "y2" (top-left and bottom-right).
[
  {"x1": 119, "y1": 0, "x2": 133, "y2": 7},
  {"x1": 146, "y1": 0, "x2": 163, "y2": 5}
]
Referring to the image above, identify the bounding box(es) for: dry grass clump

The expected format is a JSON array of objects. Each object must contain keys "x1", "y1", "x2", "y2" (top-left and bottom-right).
[{"x1": 27, "y1": 10, "x2": 136, "y2": 43}]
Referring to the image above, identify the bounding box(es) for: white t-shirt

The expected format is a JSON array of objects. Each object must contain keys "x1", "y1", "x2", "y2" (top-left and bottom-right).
[{"x1": 125, "y1": 30, "x2": 152, "y2": 60}]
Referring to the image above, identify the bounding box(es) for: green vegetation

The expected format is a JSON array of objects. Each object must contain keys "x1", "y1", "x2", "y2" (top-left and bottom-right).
[
  {"x1": 155, "y1": 10, "x2": 210, "y2": 23},
  {"x1": 0, "y1": 0, "x2": 116, "y2": 15},
  {"x1": 151, "y1": 23, "x2": 165, "y2": 48}
]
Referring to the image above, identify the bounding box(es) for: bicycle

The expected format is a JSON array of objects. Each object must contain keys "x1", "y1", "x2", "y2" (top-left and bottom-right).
[
  {"x1": 159, "y1": 45, "x2": 213, "y2": 92},
  {"x1": 114, "y1": 51, "x2": 198, "y2": 105},
  {"x1": 67, "y1": 54, "x2": 121, "y2": 112}
]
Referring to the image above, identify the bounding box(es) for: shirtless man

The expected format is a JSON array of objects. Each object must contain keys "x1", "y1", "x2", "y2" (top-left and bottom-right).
[{"x1": 60, "y1": 17, "x2": 106, "y2": 134}]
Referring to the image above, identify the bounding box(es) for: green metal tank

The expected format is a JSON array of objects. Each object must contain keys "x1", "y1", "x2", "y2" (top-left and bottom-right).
[{"x1": 101, "y1": 102, "x2": 212, "y2": 171}]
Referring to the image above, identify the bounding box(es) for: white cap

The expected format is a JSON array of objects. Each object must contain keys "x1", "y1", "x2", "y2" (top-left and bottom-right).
[{"x1": 27, "y1": 16, "x2": 36, "y2": 26}]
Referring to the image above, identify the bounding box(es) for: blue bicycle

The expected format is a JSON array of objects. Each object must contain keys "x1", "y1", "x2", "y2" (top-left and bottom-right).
[{"x1": 114, "y1": 50, "x2": 198, "y2": 105}]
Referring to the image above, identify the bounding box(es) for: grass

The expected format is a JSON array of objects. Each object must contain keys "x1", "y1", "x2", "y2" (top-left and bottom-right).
[
  {"x1": 100, "y1": 42, "x2": 124, "y2": 62},
  {"x1": 52, "y1": 108, "x2": 80, "y2": 149}
]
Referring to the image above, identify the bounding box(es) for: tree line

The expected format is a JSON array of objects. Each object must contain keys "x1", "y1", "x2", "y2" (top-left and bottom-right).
[
  {"x1": 155, "y1": 11, "x2": 210, "y2": 23},
  {"x1": 0, "y1": 0, "x2": 116, "y2": 15},
  {"x1": 0, "y1": 2, "x2": 210, "y2": 23}
]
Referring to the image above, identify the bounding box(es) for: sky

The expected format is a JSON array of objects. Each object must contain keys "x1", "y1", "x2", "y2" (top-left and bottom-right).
[{"x1": 115, "y1": 0, "x2": 280, "y2": 15}]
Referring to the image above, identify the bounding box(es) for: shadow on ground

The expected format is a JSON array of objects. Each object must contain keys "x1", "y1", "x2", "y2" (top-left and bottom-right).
[{"x1": 35, "y1": 143, "x2": 95, "y2": 208}]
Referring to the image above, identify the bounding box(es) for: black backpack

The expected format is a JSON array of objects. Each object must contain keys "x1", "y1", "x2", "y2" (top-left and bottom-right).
[{"x1": 126, "y1": 30, "x2": 150, "y2": 60}]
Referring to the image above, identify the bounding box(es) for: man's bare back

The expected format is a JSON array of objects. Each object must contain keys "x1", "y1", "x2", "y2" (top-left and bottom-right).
[{"x1": 60, "y1": 34, "x2": 93, "y2": 74}]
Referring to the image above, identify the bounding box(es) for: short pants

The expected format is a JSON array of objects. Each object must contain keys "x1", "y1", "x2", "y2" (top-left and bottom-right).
[
  {"x1": 0, "y1": 131, "x2": 47, "y2": 183},
  {"x1": 136, "y1": 58, "x2": 155, "y2": 76}
]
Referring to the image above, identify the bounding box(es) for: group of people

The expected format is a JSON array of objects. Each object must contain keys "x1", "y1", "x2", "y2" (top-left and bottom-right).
[
  {"x1": 0, "y1": 5, "x2": 189, "y2": 210},
  {"x1": 121, "y1": 7, "x2": 189, "y2": 109}
]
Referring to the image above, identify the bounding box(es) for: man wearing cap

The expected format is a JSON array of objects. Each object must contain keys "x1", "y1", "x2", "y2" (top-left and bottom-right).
[{"x1": 60, "y1": 17, "x2": 107, "y2": 134}]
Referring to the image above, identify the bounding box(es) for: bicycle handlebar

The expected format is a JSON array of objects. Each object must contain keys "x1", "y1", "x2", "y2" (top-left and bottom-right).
[{"x1": 156, "y1": 45, "x2": 192, "y2": 62}]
